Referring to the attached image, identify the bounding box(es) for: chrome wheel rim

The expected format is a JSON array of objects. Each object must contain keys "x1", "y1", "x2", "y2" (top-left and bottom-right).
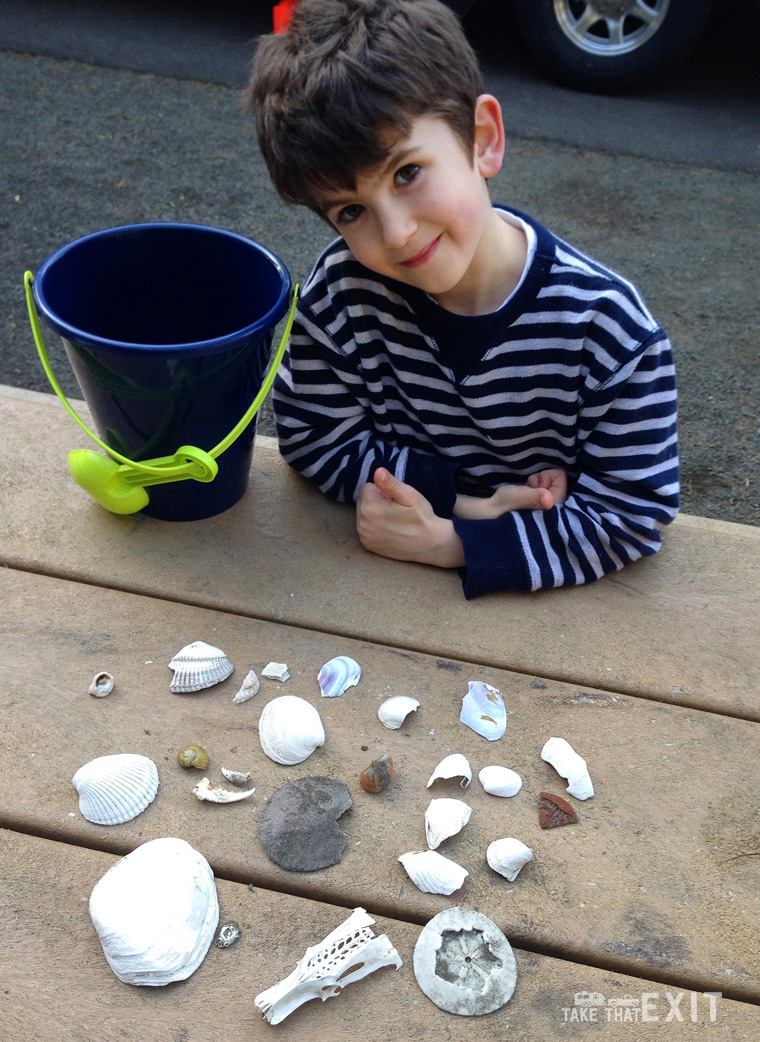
[{"x1": 553, "y1": 0, "x2": 671, "y2": 57}]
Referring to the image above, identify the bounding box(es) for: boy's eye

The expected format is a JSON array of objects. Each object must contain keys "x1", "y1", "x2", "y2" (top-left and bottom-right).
[
  {"x1": 337, "y1": 203, "x2": 364, "y2": 225},
  {"x1": 395, "y1": 164, "x2": 419, "y2": 186}
]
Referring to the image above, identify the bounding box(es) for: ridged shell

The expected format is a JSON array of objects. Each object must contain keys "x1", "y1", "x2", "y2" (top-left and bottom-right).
[
  {"x1": 398, "y1": 850, "x2": 468, "y2": 895},
  {"x1": 168, "y1": 641, "x2": 233, "y2": 693},
  {"x1": 486, "y1": 838, "x2": 534, "y2": 882},
  {"x1": 378, "y1": 695, "x2": 420, "y2": 729},
  {"x1": 541, "y1": 737, "x2": 594, "y2": 800},
  {"x1": 89, "y1": 837, "x2": 218, "y2": 985},
  {"x1": 425, "y1": 798, "x2": 472, "y2": 850},
  {"x1": 478, "y1": 765, "x2": 523, "y2": 797},
  {"x1": 72, "y1": 753, "x2": 159, "y2": 825},
  {"x1": 460, "y1": 681, "x2": 506, "y2": 741},
  {"x1": 258, "y1": 695, "x2": 326, "y2": 765},
  {"x1": 318, "y1": 655, "x2": 362, "y2": 698},
  {"x1": 426, "y1": 753, "x2": 472, "y2": 789}
]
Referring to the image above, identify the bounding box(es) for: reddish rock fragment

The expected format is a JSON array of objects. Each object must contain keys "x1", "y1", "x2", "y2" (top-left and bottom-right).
[{"x1": 539, "y1": 791, "x2": 578, "y2": 829}]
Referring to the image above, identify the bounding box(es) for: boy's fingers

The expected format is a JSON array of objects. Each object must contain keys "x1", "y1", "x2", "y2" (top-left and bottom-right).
[{"x1": 373, "y1": 467, "x2": 417, "y2": 506}]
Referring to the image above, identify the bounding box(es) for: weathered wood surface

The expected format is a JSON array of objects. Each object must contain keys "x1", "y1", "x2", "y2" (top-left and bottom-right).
[{"x1": 2, "y1": 567, "x2": 758, "y2": 1000}]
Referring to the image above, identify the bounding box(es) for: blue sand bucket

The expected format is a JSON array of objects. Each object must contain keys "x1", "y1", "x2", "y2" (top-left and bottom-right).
[{"x1": 27, "y1": 223, "x2": 293, "y2": 521}]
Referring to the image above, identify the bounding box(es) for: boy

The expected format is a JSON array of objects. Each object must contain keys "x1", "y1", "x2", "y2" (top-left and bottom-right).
[{"x1": 246, "y1": 0, "x2": 678, "y2": 598}]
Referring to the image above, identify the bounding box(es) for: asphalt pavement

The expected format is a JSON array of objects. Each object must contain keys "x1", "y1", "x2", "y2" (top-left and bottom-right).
[{"x1": 2, "y1": 0, "x2": 758, "y2": 525}]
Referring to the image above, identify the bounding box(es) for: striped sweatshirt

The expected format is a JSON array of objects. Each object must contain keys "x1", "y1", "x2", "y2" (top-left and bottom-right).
[{"x1": 272, "y1": 205, "x2": 679, "y2": 598}]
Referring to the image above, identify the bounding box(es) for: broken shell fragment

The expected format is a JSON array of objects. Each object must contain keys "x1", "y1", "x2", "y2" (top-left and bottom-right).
[
  {"x1": 88, "y1": 671, "x2": 114, "y2": 698},
  {"x1": 255, "y1": 908, "x2": 402, "y2": 1025},
  {"x1": 478, "y1": 765, "x2": 523, "y2": 797},
  {"x1": 192, "y1": 777, "x2": 255, "y2": 803},
  {"x1": 258, "y1": 695, "x2": 326, "y2": 766},
  {"x1": 168, "y1": 641, "x2": 233, "y2": 693},
  {"x1": 460, "y1": 681, "x2": 506, "y2": 741},
  {"x1": 426, "y1": 753, "x2": 472, "y2": 789},
  {"x1": 220, "y1": 767, "x2": 251, "y2": 787},
  {"x1": 318, "y1": 655, "x2": 361, "y2": 698},
  {"x1": 177, "y1": 744, "x2": 209, "y2": 770},
  {"x1": 259, "y1": 777, "x2": 351, "y2": 872},
  {"x1": 378, "y1": 695, "x2": 420, "y2": 730},
  {"x1": 359, "y1": 753, "x2": 394, "y2": 793},
  {"x1": 398, "y1": 850, "x2": 468, "y2": 895},
  {"x1": 232, "y1": 669, "x2": 260, "y2": 704},
  {"x1": 541, "y1": 736, "x2": 594, "y2": 800},
  {"x1": 425, "y1": 798, "x2": 472, "y2": 850},
  {"x1": 261, "y1": 661, "x2": 290, "y2": 682},
  {"x1": 486, "y1": 838, "x2": 534, "y2": 881},
  {"x1": 73, "y1": 753, "x2": 159, "y2": 825},
  {"x1": 539, "y1": 791, "x2": 578, "y2": 829},
  {"x1": 215, "y1": 921, "x2": 241, "y2": 949}
]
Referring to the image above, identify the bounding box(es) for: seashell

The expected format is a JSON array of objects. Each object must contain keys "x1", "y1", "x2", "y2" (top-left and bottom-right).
[
  {"x1": 424, "y1": 797, "x2": 472, "y2": 850},
  {"x1": 478, "y1": 765, "x2": 523, "y2": 797},
  {"x1": 261, "y1": 661, "x2": 290, "y2": 682},
  {"x1": 220, "y1": 767, "x2": 251, "y2": 786},
  {"x1": 460, "y1": 681, "x2": 506, "y2": 741},
  {"x1": 486, "y1": 838, "x2": 534, "y2": 881},
  {"x1": 255, "y1": 908, "x2": 402, "y2": 1025},
  {"x1": 192, "y1": 777, "x2": 255, "y2": 803},
  {"x1": 541, "y1": 736, "x2": 594, "y2": 800},
  {"x1": 359, "y1": 753, "x2": 393, "y2": 793},
  {"x1": 232, "y1": 669, "x2": 260, "y2": 704},
  {"x1": 168, "y1": 641, "x2": 233, "y2": 693},
  {"x1": 89, "y1": 836, "x2": 218, "y2": 985},
  {"x1": 258, "y1": 695, "x2": 325, "y2": 765},
  {"x1": 398, "y1": 850, "x2": 468, "y2": 896},
  {"x1": 89, "y1": 671, "x2": 114, "y2": 697},
  {"x1": 539, "y1": 791, "x2": 578, "y2": 829},
  {"x1": 73, "y1": 753, "x2": 159, "y2": 825},
  {"x1": 318, "y1": 655, "x2": 361, "y2": 698},
  {"x1": 426, "y1": 753, "x2": 472, "y2": 789},
  {"x1": 215, "y1": 921, "x2": 241, "y2": 949},
  {"x1": 378, "y1": 695, "x2": 420, "y2": 730},
  {"x1": 176, "y1": 744, "x2": 209, "y2": 770}
]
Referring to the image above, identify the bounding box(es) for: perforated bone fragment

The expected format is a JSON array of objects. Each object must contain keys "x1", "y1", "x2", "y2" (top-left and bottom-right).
[{"x1": 254, "y1": 907, "x2": 402, "y2": 1025}]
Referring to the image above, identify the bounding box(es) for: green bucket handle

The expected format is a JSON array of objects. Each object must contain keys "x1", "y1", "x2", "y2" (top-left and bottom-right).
[{"x1": 24, "y1": 270, "x2": 298, "y2": 514}]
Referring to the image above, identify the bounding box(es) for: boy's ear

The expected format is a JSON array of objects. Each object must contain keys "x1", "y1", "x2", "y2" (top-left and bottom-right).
[{"x1": 473, "y1": 94, "x2": 505, "y2": 179}]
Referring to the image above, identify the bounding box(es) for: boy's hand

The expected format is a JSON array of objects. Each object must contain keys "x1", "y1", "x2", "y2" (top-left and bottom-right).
[
  {"x1": 356, "y1": 468, "x2": 465, "y2": 568},
  {"x1": 454, "y1": 468, "x2": 568, "y2": 519}
]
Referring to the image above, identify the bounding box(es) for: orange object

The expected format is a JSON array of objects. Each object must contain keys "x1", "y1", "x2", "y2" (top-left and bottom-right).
[{"x1": 273, "y1": 0, "x2": 298, "y2": 33}]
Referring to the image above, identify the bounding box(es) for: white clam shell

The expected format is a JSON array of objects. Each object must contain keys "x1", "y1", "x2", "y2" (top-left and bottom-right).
[
  {"x1": 460, "y1": 681, "x2": 506, "y2": 741},
  {"x1": 378, "y1": 695, "x2": 420, "y2": 729},
  {"x1": 486, "y1": 838, "x2": 534, "y2": 882},
  {"x1": 258, "y1": 695, "x2": 326, "y2": 765},
  {"x1": 72, "y1": 753, "x2": 159, "y2": 825},
  {"x1": 168, "y1": 641, "x2": 233, "y2": 693},
  {"x1": 424, "y1": 798, "x2": 472, "y2": 850},
  {"x1": 398, "y1": 850, "x2": 468, "y2": 895},
  {"x1": 478, "y1": 765, "x2": 523, "y2": 797},
  {"x1": 426, "y1": 753, "x2": 472, "y2": 789},
  {"x1": 232, "y1": 669, "x2": 260, "y2": 704},
  {"x1": 89, "y1": 837, "x2": 219, "y2": 986},
  {"x1": 318, "y1": 655, "x2": 362, "y2": 698},
  {"x1": 541, "y1": 736, "x2": 594, "y2": 800}
]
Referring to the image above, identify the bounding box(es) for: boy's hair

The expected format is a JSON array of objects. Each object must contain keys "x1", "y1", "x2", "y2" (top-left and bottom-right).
[{"x1": 245, "y1": 0, "x2": 484, "y2": 212}]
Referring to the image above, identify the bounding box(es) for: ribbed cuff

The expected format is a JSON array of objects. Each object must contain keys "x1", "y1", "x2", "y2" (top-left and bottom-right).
[{"x1": 452, "y1": 516, "x2": 532, "y2": 598}]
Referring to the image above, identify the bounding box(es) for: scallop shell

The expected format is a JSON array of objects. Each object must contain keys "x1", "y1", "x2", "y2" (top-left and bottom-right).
[
  {"x1": 460, "y1": 681, "x2": 506, "y2": 741},
  {"x1": 168, "y1": 641, "x2": 233, "y2": 693},
  {"x1": 72, "y1": 753, "x2": 159, "y2": 825},
  {"x1": 89, "y1": 836, "x2": 219, "y2": 985},
  {"x1": 258, "y1": 695, "x2": 326, "y2": 765},
  {"x1": 424, "y1": 798, "x2": 472, "y2": 850},
  {"x1": 426, "y1": 753, "x2": 472, "y2": 789},
  {"x1": 378, "y1": 695, "x2": 420, "y2": 730},
  {"x1": 89, "y1": 671, "x2": 114, "y2": 697},
  {"x1": 486, "y1": 838, "x2": 534, "y2": 882},
  {"x1": 318, "y1": 655, "x2": 361, "y2": 698},
  {"x1": 398, "y1": 850, "x2": 468, "y2": 895},
  {"x1": 192, "y1": 777, "x2": 256, "y2": 803},
  {"x1": 232, "y1": 669, "x2": 260, "y2": 704},
  {"x1": 478, "y1": 765, "x2": 523, "y2": 797},
  {"x1": 541, "y1": 737, "x2": 594, "y2": 800}
]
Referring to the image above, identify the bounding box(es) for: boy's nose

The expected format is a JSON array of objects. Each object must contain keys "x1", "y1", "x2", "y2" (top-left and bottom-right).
[{"x1": 377, "y1": 204, "x2": 416, "y2": 251}]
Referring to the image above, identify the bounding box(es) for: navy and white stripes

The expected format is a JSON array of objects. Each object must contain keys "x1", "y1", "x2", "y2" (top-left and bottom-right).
[{"x1": 273, "y1": 206, "x2": 679, "y2": 597}]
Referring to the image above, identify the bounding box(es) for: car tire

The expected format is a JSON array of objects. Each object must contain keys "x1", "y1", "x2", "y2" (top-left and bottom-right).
[{"x1": 510, "y1": 0, "x2": 713, "y2": 92}]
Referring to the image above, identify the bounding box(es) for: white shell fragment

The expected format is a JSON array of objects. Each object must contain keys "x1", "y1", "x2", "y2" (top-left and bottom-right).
[
  {"x1": 318, "y1": 655, "x2": 362, "y2": 698},
  {"x1": 258, "y1": 695, "x2": 325, "y2": 765},
  {"x1": 486, "y1": 838, "x2": 534, "y2": 882},
  {"x1": 192, "y1": 777, "x2": 255, "y2": 803},
  {"x1": 232, "y1": 669, "x2": 260, "y2": 704},
  {"x1": 261, "y1": 661, "x2": 290, "y2": 682},
  {"x1": 88, "y1": 671, "x2": 114, "y2": 698},
  {"x1": 541, "y1": 736, "x2": 594, "y2": 800},
  {"x1": 398, "y1": 850, "x2": 468, "y2": 895},
  {"x1": 478, "y1": 765, "x2": 523, "y2": 797},
  {"x1": 89, "y1": 837, "x2": 219, "y2": 986},
  {"x1": 460, "y1": 681, "x2": 506, "y2": 741},
  {"x1": 378, "y1": 695, "x2": 420, "y2": 730},
  {"x1": 220, "y1": 767, "x2": 252, "y2": 787},
  {"x1": 255, "y1": 907, "x2": 402, "y2": 1025},
  {"x1": 168, "y1": 641, "x2": 233, "y2": 693},
  {"x1": 425, "y1": 798, "x2": 472, "y2": 850},
  {"x1": 73, "y1": 753, "x2": 159, "y2": 825},
  {"x1": 427, "y1": 753, "x2": 472, "y2": 789}
]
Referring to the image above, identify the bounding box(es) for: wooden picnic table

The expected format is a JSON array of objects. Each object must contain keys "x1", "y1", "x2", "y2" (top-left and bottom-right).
[{"x1": 1, "y1": 384, "x2": 758, "y2": 1040}]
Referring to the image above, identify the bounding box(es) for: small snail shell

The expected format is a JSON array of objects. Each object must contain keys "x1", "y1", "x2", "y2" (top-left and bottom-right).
[
  {"x1": 89, "y1": 671, "x2": 115, "y2": 698},
  {"x1": 359, "y1": 753, "x2": 393, "y2": 793},
  {"x1": 177, "y1": 744, "x2": 209, "y2": 769}
]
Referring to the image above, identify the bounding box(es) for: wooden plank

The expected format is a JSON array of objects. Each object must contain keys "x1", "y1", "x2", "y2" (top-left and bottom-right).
[
  {"x1": 1, "y1": 568, "x2": 758, "y2": 1001},
  {"x1": 2, "y1": 829, "x2": 757, "y2": 1041}
]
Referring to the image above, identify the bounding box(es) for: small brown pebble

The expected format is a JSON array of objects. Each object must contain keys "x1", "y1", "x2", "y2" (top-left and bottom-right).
[
  {"x1": 359, "y1": 752, "x2": 394, "y2": 793},
  {"x1": 539, "y1": 791, "x2": 578, "y2": 829}
]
